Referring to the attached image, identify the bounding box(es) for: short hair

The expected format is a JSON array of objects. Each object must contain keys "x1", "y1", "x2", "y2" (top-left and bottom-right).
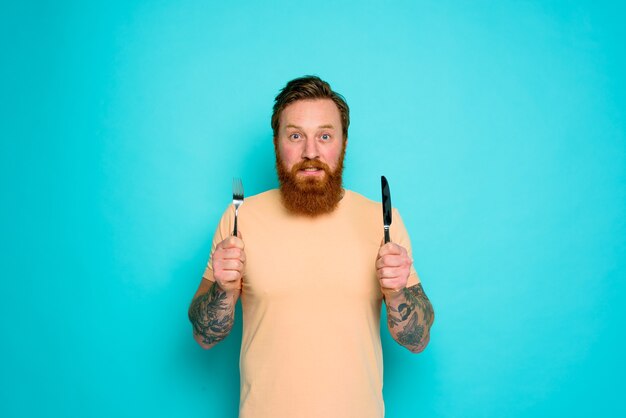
[{"x1": 271, "y1": 76, "x2": 350, "y2": 140}]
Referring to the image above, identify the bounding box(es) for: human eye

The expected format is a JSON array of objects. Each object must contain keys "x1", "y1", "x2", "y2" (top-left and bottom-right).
[
  {"x1": 320, "y1": 133, "x2": 331, "y2": 141},
  {"x1": 289, "y1": 133, "x2": 302, "y2": 141}
]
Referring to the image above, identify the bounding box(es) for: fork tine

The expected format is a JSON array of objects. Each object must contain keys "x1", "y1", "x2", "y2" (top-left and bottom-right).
[
  {"x1": 232, "y1": 178, "x2": 244, "y2": 236},
  {"x1": 233, "y1": 177, "x2": 244, "y2": 199}
]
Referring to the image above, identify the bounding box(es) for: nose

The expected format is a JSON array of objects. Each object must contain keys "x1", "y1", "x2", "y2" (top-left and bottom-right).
[{"x1": 301, "y1": 137, "x2": 319, "y2": 160}]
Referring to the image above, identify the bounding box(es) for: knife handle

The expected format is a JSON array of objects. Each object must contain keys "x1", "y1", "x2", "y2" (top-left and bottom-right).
[{"x1": 384, "y1": 227, "x2": 390, "y2": 244}]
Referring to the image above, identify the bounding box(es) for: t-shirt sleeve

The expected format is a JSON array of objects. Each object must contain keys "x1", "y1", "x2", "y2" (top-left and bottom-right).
[
  {"x1": 390, "y1": 208, "x2": 421, "y2": 287},
  {"x1": 201, "y1": 205, "x2": 235, "y2": 282}
]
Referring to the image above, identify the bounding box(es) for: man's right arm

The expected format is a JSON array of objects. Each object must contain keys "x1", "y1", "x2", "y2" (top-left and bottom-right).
[
  {"x1": 188, "y1": 235, "x2": 245, "y2": 349},
  {"x1": 188, "y1": 279, "x2": 239, "y2": 349}
]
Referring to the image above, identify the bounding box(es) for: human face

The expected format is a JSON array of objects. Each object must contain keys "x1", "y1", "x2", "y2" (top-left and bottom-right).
[{"x1": 276, "y1": 99, "x2": 345, "y2": 181}]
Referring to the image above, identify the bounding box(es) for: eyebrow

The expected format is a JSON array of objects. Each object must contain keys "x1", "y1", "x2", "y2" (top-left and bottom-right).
[{"x1": 284, "y1": 124, "x2": 336, "y2": 130}]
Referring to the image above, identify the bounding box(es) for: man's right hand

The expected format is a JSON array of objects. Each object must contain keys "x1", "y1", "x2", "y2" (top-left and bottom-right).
[{"x1": 212, "y1": 234, "x2": 246, "y2": 294}]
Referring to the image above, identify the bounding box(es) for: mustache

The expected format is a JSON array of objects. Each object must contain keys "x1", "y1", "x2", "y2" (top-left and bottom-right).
[{"x1": 292, "y1": 159, "x2": 331, "y2": 173}]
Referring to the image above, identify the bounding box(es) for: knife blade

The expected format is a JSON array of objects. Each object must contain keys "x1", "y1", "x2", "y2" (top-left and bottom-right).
[{"x1": 381, "y1": 175, "x2": 392, "y2": 243}]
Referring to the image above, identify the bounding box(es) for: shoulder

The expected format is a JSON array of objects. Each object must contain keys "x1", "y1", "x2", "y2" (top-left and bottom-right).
[
  {"x1": 244, "y1": 189, "x2": 280, "y2": 205},
  {"x1": 218, "y1": 189, "x2": 280, "y2": 216},
  {"x1": 344, "y1": 189, "x2": 380, "y2": 211},
  {"x1": 214, "y1": 189, "x2": 281, "y2": 234},
  {"x1": 239, "y1": 189, "x2": 282, "y2": 215},
  {"x1": 342, "y1": 189, "x2": 382, "y2": 222},
  {"x1": 343, "y1": 189, "x2": 406, "y2": 220}
]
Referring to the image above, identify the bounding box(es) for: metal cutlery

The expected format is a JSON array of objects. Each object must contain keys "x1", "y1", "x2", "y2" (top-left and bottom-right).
[
  {"x1": 381, "y1": 176, "x2": 392, "y2": 243},
  {"x1": 232, "y1": 178, "x2": 244, "y2": 236}
]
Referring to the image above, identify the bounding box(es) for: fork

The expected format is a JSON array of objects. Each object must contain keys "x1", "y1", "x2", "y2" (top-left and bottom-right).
[{"x1": 232, "y1": 178, "x2": 244, "y2": 236}]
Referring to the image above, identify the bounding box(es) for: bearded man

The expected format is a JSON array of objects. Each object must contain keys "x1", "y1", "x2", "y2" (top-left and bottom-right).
[{"x1": 188, "y1": 76, "x2": 434, "y2": 418}]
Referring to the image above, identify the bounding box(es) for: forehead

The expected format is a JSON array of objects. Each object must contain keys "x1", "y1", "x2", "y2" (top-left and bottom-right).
[{"x1": 279, "y1": 99, "x2": 341, "y2": 129}]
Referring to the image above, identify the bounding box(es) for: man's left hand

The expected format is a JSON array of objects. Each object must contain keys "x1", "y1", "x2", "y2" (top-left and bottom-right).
[{"x1": 376, "y1": 242, "x2": 412, "y2": 297}]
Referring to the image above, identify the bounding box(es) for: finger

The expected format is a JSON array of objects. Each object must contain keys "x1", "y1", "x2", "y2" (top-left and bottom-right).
[
  {"x1": 224, "y1": 248, "x2": 246, "y2": 265},
  {"x1": 378, "y1": 242, "x2": 403, "y2": 256},
  {"x1": 218, "y1": 235, "x2": 245, "y2": 250},
  {"x1": 218, "y1": 259, "x2": 244, "y2": 272},
  {"x1": 218, "y1": 248, "x2": 246, "y2": 261},
  {"x1": 377, "y1": 266, "x2": 401, "y2": 280},
  {"x1": 217, "y1": 280, "x2": 242, "y2": 292},
  {"x1": 217, "y1": 270, "x2": 242, "y2": 283},
  {"x1": 379, "y1": 278, "x2": 404, "y2": 291},
  {"x1": 375, "y1": 254, "x2": 405, "y2": 269},
  {"x1": 214, "y1": 257, "x2": 244, "y2": 272}
]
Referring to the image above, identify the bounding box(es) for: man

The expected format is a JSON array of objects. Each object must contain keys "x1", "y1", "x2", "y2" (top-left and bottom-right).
[{"x1": 188, "y1": 76, "x2": 434, "y2": 418}]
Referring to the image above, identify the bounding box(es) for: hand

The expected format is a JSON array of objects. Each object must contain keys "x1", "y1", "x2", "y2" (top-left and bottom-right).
[
  {"x1": 212, "y1": 233, "x2": 246, "y2": 295},
  {"x1": 376, "y1": 242, "x2": 412, "y2": 297}
]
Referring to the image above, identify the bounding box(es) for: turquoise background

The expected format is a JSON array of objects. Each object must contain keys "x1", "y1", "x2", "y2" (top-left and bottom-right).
[{"x1": 1, "y1": 1, "x2": 624, "y2": 417}]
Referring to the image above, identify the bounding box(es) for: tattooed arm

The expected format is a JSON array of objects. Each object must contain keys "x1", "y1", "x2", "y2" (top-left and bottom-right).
[
  {"x1": 377, "y1": 242, "x2": 434, "y2": 353},
  {"x1": 189, "y1": 235, "x2": 245, "y2": 349},
  {"x1": 385, "y1": 283, "x2": 434, "y2": 353},
  {"x1": 188, "y1": 280, "x2": 239, "y2": 349}
]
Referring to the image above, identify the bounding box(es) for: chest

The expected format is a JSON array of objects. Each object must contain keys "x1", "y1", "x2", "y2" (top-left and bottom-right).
[{"x1": 240, "y1": 211, "x2": 383, "y2": 304}]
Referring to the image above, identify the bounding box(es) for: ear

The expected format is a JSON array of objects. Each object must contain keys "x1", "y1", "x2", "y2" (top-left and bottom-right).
[{"x1": 273, "y1": 137, "x2": 281, "y2": 158}]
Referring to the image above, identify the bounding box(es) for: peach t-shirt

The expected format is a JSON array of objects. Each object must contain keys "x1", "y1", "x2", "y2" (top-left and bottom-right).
[{"x1": 203, "y1": 189, "x2": 419, "y2": 418}]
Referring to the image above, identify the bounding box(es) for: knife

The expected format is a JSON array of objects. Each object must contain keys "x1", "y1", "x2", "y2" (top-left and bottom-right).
[{"x1": 381, "y1": 175, "x2": 392, "y2": 243}]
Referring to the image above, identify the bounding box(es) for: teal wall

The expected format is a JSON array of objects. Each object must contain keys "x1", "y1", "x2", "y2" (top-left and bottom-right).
[{"x1": 2, "y1": 1, "x2": 624, "y2": 417}]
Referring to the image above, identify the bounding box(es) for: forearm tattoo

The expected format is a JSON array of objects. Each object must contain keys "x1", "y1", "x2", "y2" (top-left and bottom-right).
[
  {"x1": 188, "y1": 281, "x2": 235, "y2": 346},
  {"x1": 386, "y1": 283, "x2": 434, "y2": 353}
]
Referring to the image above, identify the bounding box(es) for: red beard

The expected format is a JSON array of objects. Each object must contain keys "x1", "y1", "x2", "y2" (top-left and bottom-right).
[{"x1": 275, "y1": 145, "x2": 346, "y2": 217}]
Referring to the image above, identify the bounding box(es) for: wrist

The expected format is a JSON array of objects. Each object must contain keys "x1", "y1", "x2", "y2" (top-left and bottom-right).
[
  {"x1": 382, "y1": 287, "x2": 405, "y2": 303},
  {"x1": 214, "y1": 282, "x2": 241, "y2": 299},
  {"x1": 225, "y1": 289, "x2": 241, "y2": 300}
]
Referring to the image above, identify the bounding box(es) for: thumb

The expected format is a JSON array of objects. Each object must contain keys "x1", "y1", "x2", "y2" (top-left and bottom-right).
[{"x1": 380, "y1": 235, "x2": 392, "y2": 247}]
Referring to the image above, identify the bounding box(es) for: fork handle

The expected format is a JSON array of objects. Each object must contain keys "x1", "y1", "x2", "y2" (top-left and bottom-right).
[
  {"x1": 384, "y1": 227, "x2": 390, "y2": 244},
  {"x1": 233, "y1": 211, "x2": 239, "y2": 236}
]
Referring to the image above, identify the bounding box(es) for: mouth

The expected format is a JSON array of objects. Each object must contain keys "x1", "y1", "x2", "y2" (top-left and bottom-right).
[{"x1": 298, "y1": 167, "x2": 325, "y2": 176}]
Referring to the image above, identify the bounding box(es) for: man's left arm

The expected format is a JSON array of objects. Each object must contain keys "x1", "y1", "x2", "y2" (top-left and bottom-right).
[{"x1": 377, "y1": 243, "x2": 435, "y2": 353}]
